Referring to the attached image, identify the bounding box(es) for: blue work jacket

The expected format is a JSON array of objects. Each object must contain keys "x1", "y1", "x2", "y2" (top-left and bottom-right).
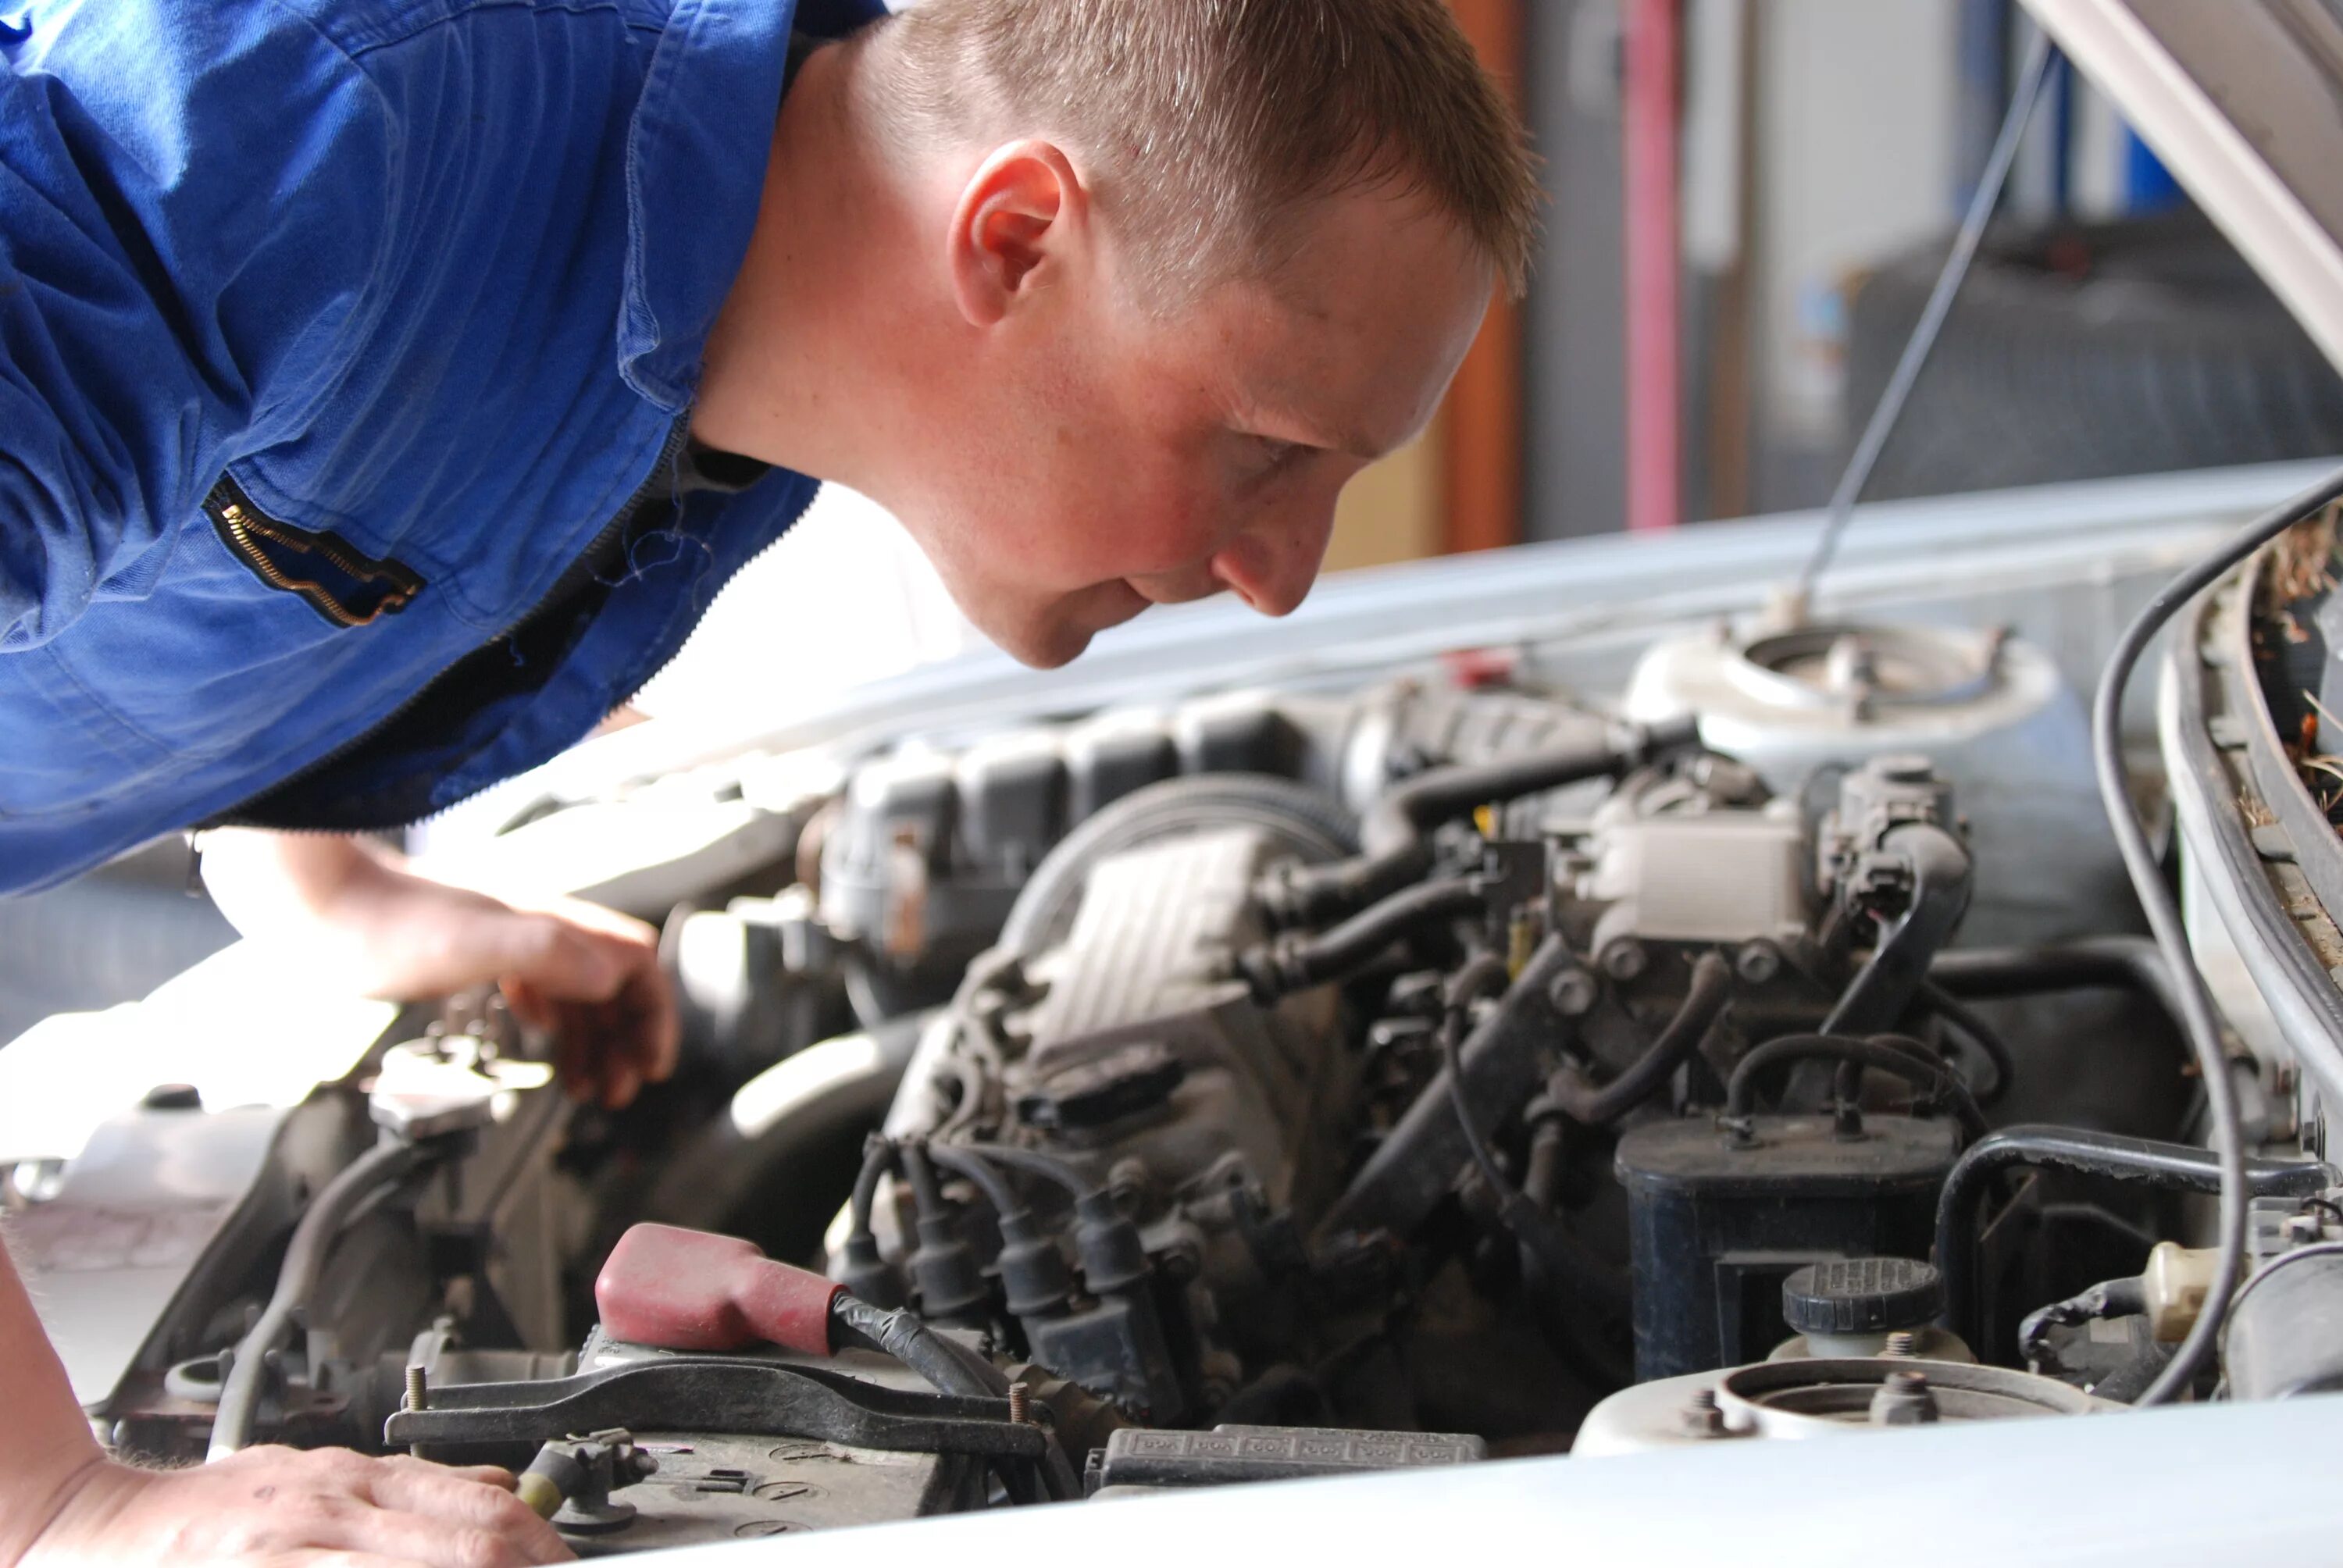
[{"x1": 0, "y1": 0, "x2": 879, "y2": 893}]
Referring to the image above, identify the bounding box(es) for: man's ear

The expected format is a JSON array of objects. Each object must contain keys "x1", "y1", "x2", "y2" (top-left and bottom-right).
[{"x1": 948, "y1": 139, "x2": 1088, "y2": 327}]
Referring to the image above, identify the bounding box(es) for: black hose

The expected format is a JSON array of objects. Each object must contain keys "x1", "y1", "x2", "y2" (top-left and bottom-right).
[
  {"x1": 897, "y1": 1141, "x2": 947, "y2": 1219},
  {"x1": 1236, "y1": 876, "x2": 1487, "y2": 1000},
  {"x1": 1261, "y1": 718, "x2": 1700, "y2": 925},
  {"x1": 829, "y1": 1293, "x2": 996, "y2": 1398},
  {"x1": 1724, "y1": 1032, "x2": 1988, "y2": 1141},
  {"x1": 1932, "y1": 1124, "x2": 2334, "y2": 1355},
  {"x1": 1550, "y1": 952, "x2": 1732, "y2": 1125},
  {"x1": 2017, "y1": 1274, "x2": 2149, "y2": 1376},
  {"x1": 1911, "y1": 980, "x2": 2017, "y2": 1109},
  {"x1": 1439, "y1": 953, "x2": 1518, "y2": 1200},
  {"x1": 849, "y1": 1134, "x2": 897, "y2": 1242},
  {"x1": 950, "y1": 1142, "x2": 1096, "y2": 1200},
  {"x1": 1827, "y1": 821, "x2": 1974, "y2": 1099},
  {"x1": 923, "y1": 1142, "x2": 1024, "y2": 1220},
  {"x1": 2088, "y1": 459, "x2": 2343, "y2": 1405},
  {"x1": 1929, "y1": 937, "x2": 2188, "y2": 1039},
  {"x1": 209, "y1": 1137, "x2": 435, "y2": 1457},
  {"x1": 1437, "y1": 951, "x2": 1633, "y2": 1362},
  {"x1": 829, "y1": 1291, "x2": 1041, "y2": 1502}
]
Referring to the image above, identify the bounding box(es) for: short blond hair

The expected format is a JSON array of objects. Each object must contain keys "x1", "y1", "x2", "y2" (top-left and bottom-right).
[{"x1": 868, "y1": 0, "x2": 1540, "y2": 301}]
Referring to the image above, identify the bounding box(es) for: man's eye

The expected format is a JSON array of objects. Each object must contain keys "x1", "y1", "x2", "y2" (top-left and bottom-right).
[{"x1": 1245, "y1": 437, "x2": 1305, "y2": 479}]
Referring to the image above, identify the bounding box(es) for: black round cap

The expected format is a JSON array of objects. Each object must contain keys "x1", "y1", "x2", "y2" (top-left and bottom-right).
[{"x1": 1781, "y1": 1256, "x2": 1943, "y2": 1335}]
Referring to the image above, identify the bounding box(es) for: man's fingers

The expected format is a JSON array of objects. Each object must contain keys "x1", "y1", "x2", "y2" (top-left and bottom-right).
[
  {"x1": 288, "y1": 1506, "x2": 543, "y2": 1568},
  {"x1": 490, "y1": 916, "x2": 631, "y2": 1003},
  {"x1": 603, "y1": 1057, "x2": 643, "y2": 1111},
  {"x1": 364, "y1": 1461, "x2": 570, "y2": 1563},
  {"x1": 501, "y1": 978, "x2": 560, "y2": 1034},
  {"x1": 629, "y1": 960, "x2": 681, "y2": 1087},
  {"x1": 489, "y1": 907, "x2": 677, "y2": 1110},
  {"x1": 370, "y1": 1456, "x2": 516, "y2": 1493}
]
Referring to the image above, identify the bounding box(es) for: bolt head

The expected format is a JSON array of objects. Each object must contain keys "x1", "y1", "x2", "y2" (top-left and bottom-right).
[
  {"x1": 1679, "y1": 1388, "x2": 1728, "y2": 1437},
  {"x1": 1600, "y1": 940, "x2": 1649, "y2": 982},
  {"x1": 1547, "y1": 968, "x2": 1600, "y2": 1017},
  {"x1": 1734, "y1": 941, "x2": 1782, "y2": 985}
]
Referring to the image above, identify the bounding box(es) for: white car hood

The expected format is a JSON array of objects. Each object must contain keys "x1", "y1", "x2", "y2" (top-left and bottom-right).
[{"x1": 2027, "y1": 0, "x2": 2343, "y2": 369}]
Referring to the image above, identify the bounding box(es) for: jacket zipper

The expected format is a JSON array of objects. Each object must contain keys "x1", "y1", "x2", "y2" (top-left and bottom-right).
[
  {"x1": 209, "y1": 415, "x2": 696, "y2": 832},
  {"x1": 206, "y1": 476, "x2": 423, "y2": 628}
]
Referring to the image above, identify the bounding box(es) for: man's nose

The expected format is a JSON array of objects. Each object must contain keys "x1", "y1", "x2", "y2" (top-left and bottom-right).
[{"x1": 1213, "y1": 508, "x2": 1333, "y2": 618}]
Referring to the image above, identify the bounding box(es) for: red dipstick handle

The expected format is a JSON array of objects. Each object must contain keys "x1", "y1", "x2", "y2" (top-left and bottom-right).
[{"x1": 594, "y1": 1223, "x2": 843, "y2": 1356}]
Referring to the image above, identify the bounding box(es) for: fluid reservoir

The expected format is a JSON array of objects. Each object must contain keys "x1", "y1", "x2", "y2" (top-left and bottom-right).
[
  {"x1": 1622, "y1": 619, "x2": 2120, "y2": 948},
  {"x1": 1614, "y1": 1113, "x2": 1959, "y2": 1380}
]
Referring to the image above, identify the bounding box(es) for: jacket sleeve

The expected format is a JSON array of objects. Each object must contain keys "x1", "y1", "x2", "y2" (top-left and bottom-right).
[{"x1": 0, "y1": 7, "x2": 395, "y2": 650}]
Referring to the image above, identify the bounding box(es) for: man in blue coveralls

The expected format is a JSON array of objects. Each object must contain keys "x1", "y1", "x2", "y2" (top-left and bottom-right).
[{"x1": 0, "y1": 0, "x2": 1535, "y2": 1559}]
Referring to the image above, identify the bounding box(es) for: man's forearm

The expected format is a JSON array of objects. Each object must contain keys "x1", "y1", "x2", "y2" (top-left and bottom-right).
[
  {"x1": 0, "y1": 1231, "x2": 107, "y2": 1564},
  {"x1": 197, "y1": 829, "x2": 525, "y2": 1000}
]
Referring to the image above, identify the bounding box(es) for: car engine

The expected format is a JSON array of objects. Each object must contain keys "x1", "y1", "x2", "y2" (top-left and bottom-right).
[{"x1": 14, "y1": 617, "x2": 2343, "y2": 1552}]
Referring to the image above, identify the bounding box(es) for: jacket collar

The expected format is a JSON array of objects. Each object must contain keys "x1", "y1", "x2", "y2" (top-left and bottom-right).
[{"x1": 617, "y1": 0, "x2": 884, "y2": 410}]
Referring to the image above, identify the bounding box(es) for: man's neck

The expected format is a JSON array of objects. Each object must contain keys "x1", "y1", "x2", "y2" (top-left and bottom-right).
[{"x1": 692, "y1": 37, "x2": 935, "y2": 500}]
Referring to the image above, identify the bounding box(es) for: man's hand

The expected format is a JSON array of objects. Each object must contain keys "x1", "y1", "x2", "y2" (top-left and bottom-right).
[
  {"x1": 19, "y1": 1449, "x2": 572, "y2": 1566},
  {"x1": 198, "y1": 832, "x2": 679, "y2": 1109}
]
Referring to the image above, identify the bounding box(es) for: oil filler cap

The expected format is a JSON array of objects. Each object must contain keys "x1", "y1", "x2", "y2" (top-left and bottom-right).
[{"x1": 1782, "y1": 1256, "x2": 1943, "y2": 1336}]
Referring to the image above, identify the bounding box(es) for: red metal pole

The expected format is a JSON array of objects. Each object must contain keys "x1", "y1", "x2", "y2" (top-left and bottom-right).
[{"x1": 1624, "y1": 0, "x2": 1682, "y2": 533}]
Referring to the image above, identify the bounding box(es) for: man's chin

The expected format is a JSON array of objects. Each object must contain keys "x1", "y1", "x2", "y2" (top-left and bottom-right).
[
  {"x1": 987, "y1": 590, "x2": 1150, "y2": 670},
  {"x1": 982, "y1": 613, "x2": 1094, "y2": 670},
  {"x1": 1010, "y1": 629, "x2": 1089, "y2": 670}
]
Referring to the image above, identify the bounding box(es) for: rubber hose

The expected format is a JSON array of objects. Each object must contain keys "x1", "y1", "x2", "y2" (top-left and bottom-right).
[
  {"x1": 1550, "y1": 952, "x2": 1732, "y2": 1125},
  {"x1": 1928, "y1": 937, "x2": 2188, "y2": 1040},
  {"x1": 829, "y1": 1294, "x2": 1001, "y2": 1399},
  {"x1": 1932, "y1": 1124, "x2": 2334, "y2": 1350},
  {"x1": 848, "y1": 1135, "x2": 897, "y2": 1242},
  {"x1": 1236, "y1": 875, "x2": 1487, "y2": 1000},
  {"x1": 1910, "y1": 980, "x2": 2018, "y2": 1108},
  {"x1": 1725, "y1": 1032, "x2": 1988, "y2": 1141},
  {"x1": 897, "y1": 1142, "x2": 946, "y2": 1219},
  {"x1": 1441, "y1": 952, "x2": 1521, "y2": 1199},
  {"x1": 949, "y1": 1142, "x2": 1096, "y2": 1200},
  {"x1": 1826, "y1": 821, "x2": 1974, "y2": 1097},
  {"x1": 1435, "y1": 954, "x2": 1633, "y2": 1339},
  {"x1": 209, "y1": 1138, "x2": 434, "y2": 1458},
  {"x1": 922, "y1": 1142, "x2": 1024, "y2": 1219},
  {"x1": 1267, "y1": 718, "x2": 1700, "y2": 926},
  {"x1": 2017, "y1": 1275, "x2": 2149, "y2": 1375}
]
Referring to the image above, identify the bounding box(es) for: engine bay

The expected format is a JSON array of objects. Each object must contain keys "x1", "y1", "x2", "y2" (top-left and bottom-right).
[{"x1": 14, "y1": 607, "x2": 2343, "y2": 1552}]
